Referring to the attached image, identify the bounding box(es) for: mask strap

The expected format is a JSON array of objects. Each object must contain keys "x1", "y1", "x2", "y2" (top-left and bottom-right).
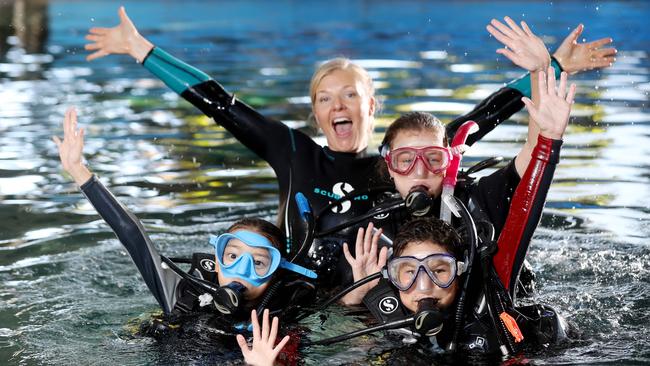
[{"x1": 279, "y1": 259, "x2": 318, "y2": 279}]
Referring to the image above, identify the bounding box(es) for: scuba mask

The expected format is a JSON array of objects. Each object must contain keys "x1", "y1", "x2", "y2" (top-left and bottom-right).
[
  {"x1": 210, "y1": 230, "x2": 317, "y2": 287},
  {"x1": 387, "y1": 253, "x2": 466, "y2": 291}
]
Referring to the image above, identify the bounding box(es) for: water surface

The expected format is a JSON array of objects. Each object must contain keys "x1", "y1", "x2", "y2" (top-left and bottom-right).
[{"x1": 1, "y1": 1, "x2": 649, "y2": 365}]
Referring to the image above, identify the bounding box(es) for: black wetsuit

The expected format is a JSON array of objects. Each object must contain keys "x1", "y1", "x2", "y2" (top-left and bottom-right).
[
  {"x1": 141, "y1": 47, "x2": 536, "y2": 258},
  {"x1": 360, "y1": 135, "x2": 568, "y2": 355},
  {"x1": 79, "y1": 175, "x2": 314, "y2": 328}
]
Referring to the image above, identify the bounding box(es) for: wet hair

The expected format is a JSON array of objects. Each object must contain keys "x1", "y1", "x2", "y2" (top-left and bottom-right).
[
  {"x1": 376, "y1": 112, "x2": 448, "y2": 179},
  {"x1": 392, "y1": 217, "x2": 464, "y2": 260},
  {"x1": 381, "y1": 111, "x2": 448, "y2": 151},
  {"x1": 227, "y1": 218, "x2": 286, "y2": 253},
  {"x1": 309, "y1": 57, "x2": 375, "y2": 105}
]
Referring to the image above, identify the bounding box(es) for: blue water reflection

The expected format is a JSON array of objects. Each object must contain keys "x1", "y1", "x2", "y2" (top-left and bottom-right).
[{"x1": 1, "y1": 0, "x2": 649, "y2": 364}]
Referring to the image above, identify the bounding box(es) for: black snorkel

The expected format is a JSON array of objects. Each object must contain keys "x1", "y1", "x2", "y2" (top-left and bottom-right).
[
  {"x1": 159, "y1": 255, "x2": 248, "y2": 315},
  {"x1": 441, "y1": 195, "x2": 477, "y2": 352}
]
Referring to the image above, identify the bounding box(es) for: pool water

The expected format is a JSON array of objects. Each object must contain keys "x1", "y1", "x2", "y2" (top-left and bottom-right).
[{"x1": 1, "y1": 1, "x2": 648, "y2": 364}]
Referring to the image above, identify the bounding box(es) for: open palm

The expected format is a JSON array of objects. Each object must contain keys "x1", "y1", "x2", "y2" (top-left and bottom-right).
[
  {"x1": 522, "y1": 67, "x2": 576, "y2": 140},
  {"x1": 487, "y1": 16, "x2": 550, "y2": 72},
  {"x1": 85, "y1": 6, "x2": 142, "y2": 61}
]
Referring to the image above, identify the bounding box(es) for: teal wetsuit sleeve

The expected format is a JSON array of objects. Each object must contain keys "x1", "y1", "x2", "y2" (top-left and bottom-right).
[
  {"x1": 141, "y1": 47, "x2": 295, "y2": 169},
  {"x1": 507, "y1": 57, "x2": 563, "y2": 98},
  {"x1": 143, "y1": 47, "x2": 210, "y2": 94}
]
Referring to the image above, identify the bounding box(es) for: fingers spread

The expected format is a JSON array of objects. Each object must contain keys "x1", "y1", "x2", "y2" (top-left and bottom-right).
[
  {"x1": 521, "y1": 96, "x2": 536, "y2": 114},
  {"x1": 520, "y1": 20, "x2": 534, "y2": 37},
  {"x1": 496, "y1": 48, "x2": 518, "y2": 62},
  {"x1": 558, "y1": 72, "x2": 568, "y2": 99},
  {"x1": 84, "y1": 43, "x2": 101, "y2": 51},
  {"x1": 566, "y1": 83, "x2": 577, "y2": 104},
  {"x1": 236, "y1": 334, "x2": 249, "y2": 353},
  {"x1": 269, "y1": 315, "x2": 279, "y2": 346},
  {"x1": 546, "y1": 67, "x2": 556, "y2": 95},
  {"x1": 503, "y1": 16, "x2": 525, "y2": 36},
  {"x1": 355, "y1": 227, "x2": 364, "y2": 256},
  {"x1": 363, "y1": 223, "x2": 374, "y2": 253},
  {"x1": 87, "y1": 50, "x2": 109, "y2": 61},
  {"x1": 274, "y1": 335, "x2": 291, "y2": 354},
  {"x1": 595, "y1": 47, "x2": 617, "y2": 58},
  {"x1": 85, "y1": 34, "x2": 101, "y2": 42},
  {"x1": 88, "y1": 27, "x2": 108, "y2": 35},
  {"x1": 251, "y1": 309, "x2": 260, "y2": 341},
  {"x1": 261, "y1": 309, "x2": 270, "y2": 343},
  {"x1": 570, "y1": 24, "x2": 584, "y2": 42},
  {"x1": 378, "y1": 246, "x2": 388, "y2": 267},
  {"x1": 490, "y1": 18, "x2": 516, "y2": 39},
  {"x1": 487, "y1": 24, "x2": 513, "y2": 47},
  {"x1": 589, "y1": 37, "x2": 614, "y2": 49},
  {"x1": 342, "y1": 243, "x2": 354, "y2": 264}
]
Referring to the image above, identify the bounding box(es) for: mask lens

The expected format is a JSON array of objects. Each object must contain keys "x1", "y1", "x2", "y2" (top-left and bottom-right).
[
  {"x1": 422, "y1": 148, "x2": 448, "y2": 172},
  {"x1": 222, "y1": 241, "x2": 273, "y2": 276},
  {"x1": 388, "y1": 254, "x2": 458, "y2": 291},
  {"x1": 390, "y1": 149, "x2": 417, "y2": 174},
  {"x1": 387, "y1": 147, "x2": 450, "y2": 175},
  {"x1": 424, "y1": 255, "x2": 455, "y2": 288}
]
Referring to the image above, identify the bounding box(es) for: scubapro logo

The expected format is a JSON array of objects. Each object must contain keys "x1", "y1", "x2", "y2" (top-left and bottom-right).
[
  {"x1": 379, "y1": 296, "x2": 399, "y2": 314},
  {"x1": 331, "y1": 182, "x2": 354, "y2": 213},
  {"x1": 200, "y1": 259, "x2": 216, "y2": 272}
]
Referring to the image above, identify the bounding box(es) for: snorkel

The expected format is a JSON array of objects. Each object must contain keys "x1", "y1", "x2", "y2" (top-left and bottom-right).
[{"x1": 440, "y1": 120, "x2": 478, "y2": 223}]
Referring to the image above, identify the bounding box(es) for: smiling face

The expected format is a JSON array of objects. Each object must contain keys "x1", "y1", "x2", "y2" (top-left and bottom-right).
[
  {"x1": 312, "y1": 68, "x2": 376, "y2": 153},
  {"x1": 388, "y1": 129, "x2": 447, "y2": 199},
  {"x1": 397, "y1": 240, "x2": 459, "y2": 313},
  {"x1": 215, "y1": 231, "x2": 272, "y2": 301}
]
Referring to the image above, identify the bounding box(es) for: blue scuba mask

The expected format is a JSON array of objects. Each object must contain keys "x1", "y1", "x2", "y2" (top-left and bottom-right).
[{"x1": 210, "y1": 230, "x2": 317, "y2": 287}]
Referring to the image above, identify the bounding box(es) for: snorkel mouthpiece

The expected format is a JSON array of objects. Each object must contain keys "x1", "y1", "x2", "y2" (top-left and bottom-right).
[
  {"x1": 213, "y1": 281, "x2": 247, "y2": 315},
  {"x1": 414, "y1": 298, "x2": 444, "y2": 337},
  {"x1": 406, "y1": 186, "x2": 434, "y2": 217}
]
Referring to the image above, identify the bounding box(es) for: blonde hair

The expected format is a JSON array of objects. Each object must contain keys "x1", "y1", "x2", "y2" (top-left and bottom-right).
[{"x1": 309, "y1": 58, "x2": 375, "y2": 105}]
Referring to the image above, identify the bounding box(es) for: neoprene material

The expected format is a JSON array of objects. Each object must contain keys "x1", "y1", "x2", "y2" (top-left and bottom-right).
[
  {"x1": 140, "y1": 47, "x2": 532, "y2": 276},
  {"x1": 507, "y1": 58, "x2": 563, "y2": 98},
  {"x1": 143, "y1": 47, "x2": 210, "y2": 94},
  {"x1": 493, "y1": 135, "x2": 562, "y2": 294},
  {"x1": 81, "y1": 175, "x2": 180, "y2": 314}
]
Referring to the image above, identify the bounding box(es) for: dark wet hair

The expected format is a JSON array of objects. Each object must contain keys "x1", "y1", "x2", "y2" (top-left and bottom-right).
[
  {"x1": 393, "y1": 217, "x2": 464, "y2": 259},
  {"x1": 376, "y1": 112, "x2": 448, "y2": 179},
  {"x1": 227, "y1": 218, "x2": 286, "y2": 253},
  {"x1": 381, "y1": 111, "x2": 448, "y2": 152}
]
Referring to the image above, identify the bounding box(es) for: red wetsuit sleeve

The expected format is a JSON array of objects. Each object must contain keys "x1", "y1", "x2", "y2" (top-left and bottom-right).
[{"x1": 493, "y1": 135, "x2": 563, "y2": 294}]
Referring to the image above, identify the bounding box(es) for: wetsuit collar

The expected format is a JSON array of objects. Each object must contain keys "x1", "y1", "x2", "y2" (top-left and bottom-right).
[{"x1": 323, "y1": 146, "x2": 370, "y2": 160}]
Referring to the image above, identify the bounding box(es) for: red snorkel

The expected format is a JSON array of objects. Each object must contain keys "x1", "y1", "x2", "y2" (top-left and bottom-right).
[{"x1": 440, "y1": 121, "x2": 479, "y2": 223}]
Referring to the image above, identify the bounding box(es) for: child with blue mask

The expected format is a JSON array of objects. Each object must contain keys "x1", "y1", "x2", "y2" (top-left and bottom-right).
[
  {"x1": 210, "y1": 219, "x2": 316, "y2": 313},
  {"x1": 54, "y1": 107, "x2": 316, "y2": 366}
]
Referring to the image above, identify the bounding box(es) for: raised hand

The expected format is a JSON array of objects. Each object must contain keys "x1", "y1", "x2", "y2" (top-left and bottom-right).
[
  {"x1": 236, "y1": 309, "x2": 290, "y2": 366},
  {"x1": 521, "y1": 67, "x2": 577, "y2": 140},
  {"x1": 340, "y1": 222, "x2": 388, "y2": 305},
  {"x1": 553, "y1": 24, "x2": 617, "y2": 74},
  {"x1": 487, "y1": 16, "x2": 550, "y2": 72},
  {"x1": 85, "y1": 6, "x2": 153, "y2": 62},
  {"x1": 52, "y1": 107, "x2": 92, "y2": 185}
]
